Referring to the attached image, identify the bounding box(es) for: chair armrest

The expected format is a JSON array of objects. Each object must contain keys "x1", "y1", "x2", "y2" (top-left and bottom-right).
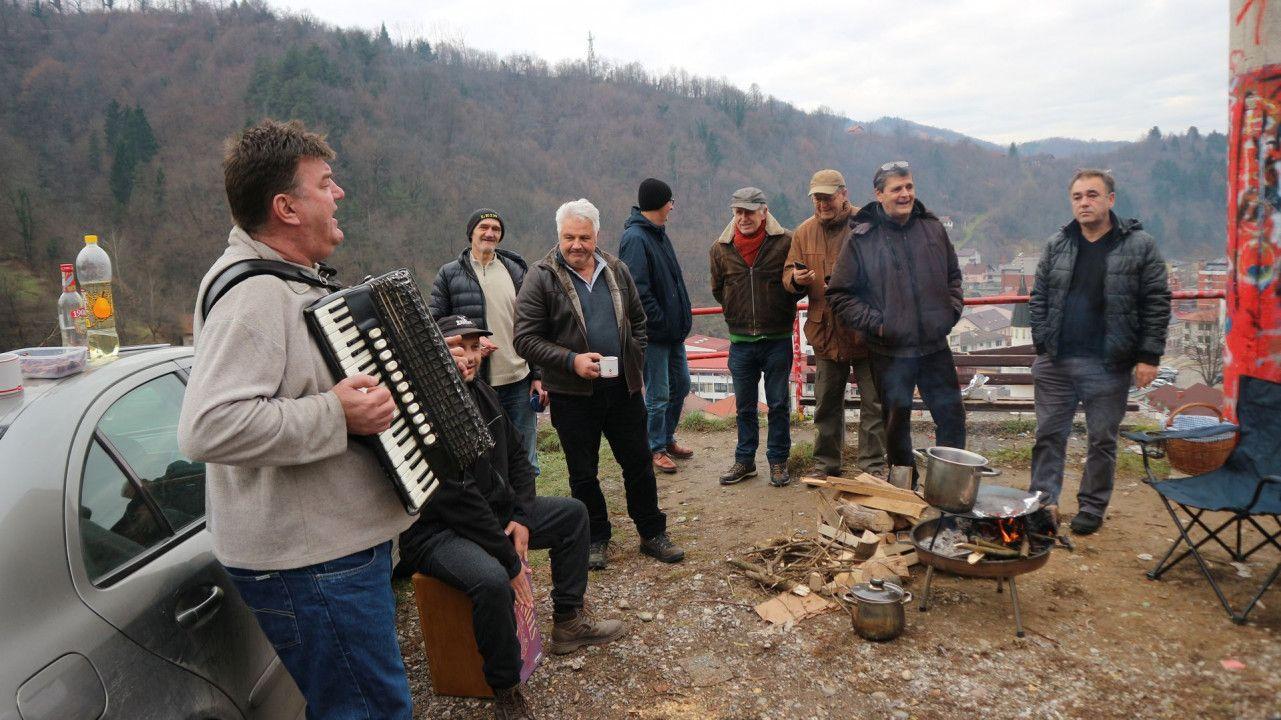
[{"x1": 1124, "y1": 423, "x2": 1238, "y2": 443}]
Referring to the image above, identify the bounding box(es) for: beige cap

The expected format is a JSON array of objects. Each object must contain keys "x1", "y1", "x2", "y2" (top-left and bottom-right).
[
  {"x1": 730, "y1": 187, "x2": 768, "y2": 210},
  {"x1": 808, "y1": 169, "x2": 846, "y2": 195}
]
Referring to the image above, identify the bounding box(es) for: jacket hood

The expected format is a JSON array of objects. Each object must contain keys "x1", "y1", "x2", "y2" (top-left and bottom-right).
[
  {"x1": 1058, "y1": 212, "x2": 1143, "y2": 240},
  {"x1": 716, "y1": 212, "x2": 787, "y2": 244},
  {"x1": 850, "y1": 199, "x2": 937, "y2": 233},
  {"x1": 456, "y1": 246, "x2": 529, "y2": 271},
  {"x1": 624, "y1": 206, "x2": 665, "y2": 234}
]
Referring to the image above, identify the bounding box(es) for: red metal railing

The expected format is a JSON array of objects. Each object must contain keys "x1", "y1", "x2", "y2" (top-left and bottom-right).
[{"x1": 685, "y1": 289, "x2": 1227, "y2": 409}]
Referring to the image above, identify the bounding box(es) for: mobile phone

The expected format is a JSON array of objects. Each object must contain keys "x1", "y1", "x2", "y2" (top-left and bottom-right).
[{"x1": 793, "y1": 261, "x2": 808, "y2": 271}]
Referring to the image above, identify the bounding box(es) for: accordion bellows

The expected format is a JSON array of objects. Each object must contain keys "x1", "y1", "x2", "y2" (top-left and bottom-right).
[{"x1": 305, "y1": 269, "x2": 495, "y2": 513}]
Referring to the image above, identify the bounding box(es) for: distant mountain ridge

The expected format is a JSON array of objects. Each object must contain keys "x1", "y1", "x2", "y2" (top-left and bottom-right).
[{"x1": 0, "y1": 2, "x2": 1227, "y2": 349}]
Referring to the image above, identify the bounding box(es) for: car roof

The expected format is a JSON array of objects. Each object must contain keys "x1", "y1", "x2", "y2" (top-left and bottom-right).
[{"x1": 0, "y1": 346, "x2": 194, "y2": 436}]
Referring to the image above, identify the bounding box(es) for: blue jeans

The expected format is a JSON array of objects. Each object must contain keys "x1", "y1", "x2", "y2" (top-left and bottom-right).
[
  {"x1": 225, "y1": 542, "x2": 412, "y2": 720},
  {"x1": 643, "y1": 342, "x2": 691, "y2": 453},
  {"x1": 494, "y1": 374, "x2": 540, "y2": 475},
  {"x1": 728, "y1": 338, "x2": 793, "y2": 464}
]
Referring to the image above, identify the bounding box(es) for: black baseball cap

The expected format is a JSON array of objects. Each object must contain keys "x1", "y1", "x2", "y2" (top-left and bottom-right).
[{"x1": 437, "y1": 315, "x2": 492, "y2": 339}]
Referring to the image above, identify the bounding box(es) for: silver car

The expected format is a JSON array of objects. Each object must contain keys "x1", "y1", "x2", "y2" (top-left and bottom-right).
[{"x1": 1, "y1": 347, "x2": 304, "y2": 720}]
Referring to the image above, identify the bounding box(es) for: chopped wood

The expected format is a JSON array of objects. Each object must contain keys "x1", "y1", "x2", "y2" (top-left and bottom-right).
[
  {"x1": 856, "y1": 529, "x2": 880, "y2": 561},
  {"x1": 816, "y1": 521, "x2": 864, "y2": 550},
  {"x1": 956, "y1": 542, "x2": 1019, "y2": 558},
  {"x1": 835, "y1": 501, "x2": 895, "y2": 532},
  {"x1": 807, "y1": 572, "x2": 825, "y2": 592},
  {"x1": 843, "y1": 492, "x2": 928, "y2": 519},
  {"x1": 967, "y1": 552, "x2": 985, "y2": 565}
]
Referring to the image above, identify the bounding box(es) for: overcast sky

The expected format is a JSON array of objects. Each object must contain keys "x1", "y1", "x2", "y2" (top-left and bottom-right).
[{"x1": 265, "y1": 0, "x2": 1227, "y2": 145}]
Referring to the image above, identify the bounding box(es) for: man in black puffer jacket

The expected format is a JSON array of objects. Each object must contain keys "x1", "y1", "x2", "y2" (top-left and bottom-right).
[
  {"x1": 1027, "y1": 170, "x2": 1171, "y2": 536},
  {"x1": 431, "y1": 208, "x2": 545, "y2": 474},
  {"x1": 826, "y1": 162, "x2": 965, "y2": 481}
]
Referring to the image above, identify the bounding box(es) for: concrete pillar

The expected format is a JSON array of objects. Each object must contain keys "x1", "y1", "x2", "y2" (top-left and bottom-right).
[{"x1": 1226, "y1": 0, "x2": 1281, "y2": 417}]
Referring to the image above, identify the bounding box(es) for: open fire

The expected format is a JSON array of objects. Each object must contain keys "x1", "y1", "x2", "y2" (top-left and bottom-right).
[{"x1": 920, "y1": 509, "x2": 1057, "y2": 562}]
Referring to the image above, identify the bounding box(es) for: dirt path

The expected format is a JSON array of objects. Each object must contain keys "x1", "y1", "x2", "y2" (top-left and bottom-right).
[{"x1": 398, "y1": 422, "x2": 1281, "y2": 719}]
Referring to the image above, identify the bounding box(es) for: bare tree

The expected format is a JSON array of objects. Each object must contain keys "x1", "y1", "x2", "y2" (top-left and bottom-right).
[{"x1": 1188, "y1": 321, "x2": 1225, "y2": 385}]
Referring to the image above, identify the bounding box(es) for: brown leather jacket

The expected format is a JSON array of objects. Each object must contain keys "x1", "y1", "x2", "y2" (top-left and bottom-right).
[
  {"x1": 783, "y1": 202, "x2": 869, "y2": 361},
  {"x1": 710, "y1": 213, "x2": 802, "y2": 337}
]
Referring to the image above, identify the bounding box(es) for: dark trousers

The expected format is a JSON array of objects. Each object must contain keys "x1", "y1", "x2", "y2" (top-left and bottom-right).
[
  {"x1": 870, "y1": 348, "x2": 966, "y2": 471},
  {"x1": 1028, "y1": 355, "x2": 1132, "y2": 516},
  {"x1": 549, "y1": 381, "x2": 667, "y2": 544},
  {"x1": 812, "y1": 356, "x2": 887, "y2": 475},
  {"x1": 415, "y1": 496, "x2": 589, "y2": 690},
  {"x1": 728, "y1": 338, "x2": 794, "y2": 464}
]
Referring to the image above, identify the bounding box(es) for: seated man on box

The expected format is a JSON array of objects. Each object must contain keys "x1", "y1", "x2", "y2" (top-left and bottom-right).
[{"x1": 400, "y1": 314, "x2": 625, "y2": 720}]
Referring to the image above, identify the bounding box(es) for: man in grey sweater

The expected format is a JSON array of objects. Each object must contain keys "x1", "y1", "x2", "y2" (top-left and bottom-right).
[{"x1": 178, "y1": 120, "x2": 415, "y2": 718}]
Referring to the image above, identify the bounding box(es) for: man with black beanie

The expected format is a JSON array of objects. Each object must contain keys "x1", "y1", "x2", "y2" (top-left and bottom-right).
[
  {"x1": 431, "y1": 208, "x2": 547, "y2": 475},
  {"x1": 618, "y1": 178, "x2": 695, "y2": 476}
]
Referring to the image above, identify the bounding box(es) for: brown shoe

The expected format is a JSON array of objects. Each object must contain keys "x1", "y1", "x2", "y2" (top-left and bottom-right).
[
  {"x1": 665, "y1": 441, "x2": 694, "y2": 459},
  {"x1": 492, "y1": 685, "x2": 534, "y2": 719},
  {"x1": 548, "y1": 608, "x2": 627, "y2": 654},
  {"x1": 652, "y1": 451, "x2": 678, "y2": 474}
]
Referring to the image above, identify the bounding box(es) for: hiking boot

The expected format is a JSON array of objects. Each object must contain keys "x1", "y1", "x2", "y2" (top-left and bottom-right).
[
  {"x1": 769, "y1": 462, "x2": 792, "y2": 488},
  {"x1": 652, "y1": 451, "x2": 678, "y2": 474},
  {"x1": 1070, "y1": 511, "x2": 1103, "y2": 535},
  {"x1": 587, "y1": 541, "x2": 609, "y2": 571},
  {"x1": 492, "y1": 685, "x2": 534, "y2": 720},
  {"x1": 719, "y1": 461, "x2": 756, "y2": 486},
  {"x1": 665, "y1": 441, "x2": 694, "y2": 460},
  {"x1": 639, "y1": 532, "x2": 685, "y2": 563},
  {"x1": 548, "y1": 608, "x2": 627, "y2": 655}
]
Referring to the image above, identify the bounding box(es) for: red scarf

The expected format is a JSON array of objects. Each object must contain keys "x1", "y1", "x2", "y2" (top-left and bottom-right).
[{"x1": 732, "y1": 223, "x2": 767, "y2": 267}]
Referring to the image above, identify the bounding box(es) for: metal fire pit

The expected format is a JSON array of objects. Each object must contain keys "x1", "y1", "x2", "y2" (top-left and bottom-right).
[{"x1": 912, "y1": 490, "x2": 1055, "y2": 638}]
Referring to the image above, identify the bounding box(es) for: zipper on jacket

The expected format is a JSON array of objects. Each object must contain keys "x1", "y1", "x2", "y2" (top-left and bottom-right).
[{"x1": 749, "y1": 264, "x2": 757, "y2": 335}]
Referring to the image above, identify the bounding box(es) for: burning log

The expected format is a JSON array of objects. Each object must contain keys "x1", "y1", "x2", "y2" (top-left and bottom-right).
[{"x1": 956, "y1": 542, "x2": 1019, "y2": 558}]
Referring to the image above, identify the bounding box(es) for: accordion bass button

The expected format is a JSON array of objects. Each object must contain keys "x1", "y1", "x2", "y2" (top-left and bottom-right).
[
  {"x1": 412, "y1": 413, "x2": 426, "y2": 426},
  {"x1": 369, "y1": 327, "x2": 383, "y2": 339},
  {"x1": 374, "y1": 339, "x2": 388, "y2": 350},
  {"x1": 385, "y1": 361, "x2": 399, "y2": 372},
  {"x1": 398, "y1": 385, "x2": 411, "y2": 395},
  {"x1": 406, "y1": 403, "x2": 420, "y2": 414}
]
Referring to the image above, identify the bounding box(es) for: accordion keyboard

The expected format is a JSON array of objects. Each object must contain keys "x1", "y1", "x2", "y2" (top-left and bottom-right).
[{"x1": 312, "y1": 295, "x2": 441, "y2": 511}]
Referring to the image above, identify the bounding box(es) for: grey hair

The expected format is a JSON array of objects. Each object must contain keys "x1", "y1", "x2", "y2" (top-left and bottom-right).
[
  {"x1": 555, "y1": 198, "x2": 601, "y2": 234},
  {"x1": 873, "y1": 165, "x2": 912, "y2": 192}
]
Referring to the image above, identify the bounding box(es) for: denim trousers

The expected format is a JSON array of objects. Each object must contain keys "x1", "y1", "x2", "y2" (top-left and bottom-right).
[
  {"x1": 728, "y1": 338, "x2": 793, "y2": 465},
  {"x1": 415, "y1": 496, "x2": 589, "y2": 690},
  {"x1": 869, "y1": 348, "x2": 966, "y2": 472},
  {"x1": 225, "y1": 541, "x2": 412, "y2": 720},
  {"x1": 1028, "y1": 355, "x2": 1132, "y2": 516},
  {"x1": 549, "y1": 380, "x2": 667, "y2": 544},
  {"x1": 643, "y1": 341, "x2": 691, "y2": 453},
  {"x1": 811, "y1": 356, "x2": 887, "y2": 475},
  {"x1": 494, "y1": 374, "x2": 540, "y2": 474}
]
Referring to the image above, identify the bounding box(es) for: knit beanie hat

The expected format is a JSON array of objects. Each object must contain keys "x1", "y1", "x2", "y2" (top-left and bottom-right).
[
  {"x1": 637, "y1": 178, "x2": 673, "y2": 212},
  {"x1": 466, "y1": 208, "x2": 504, "y2": 242}
]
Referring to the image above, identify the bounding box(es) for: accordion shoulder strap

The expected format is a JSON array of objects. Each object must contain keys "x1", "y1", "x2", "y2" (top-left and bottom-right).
[{"x1": 201, "y1": 259, "x2": 342, "y2": 322}]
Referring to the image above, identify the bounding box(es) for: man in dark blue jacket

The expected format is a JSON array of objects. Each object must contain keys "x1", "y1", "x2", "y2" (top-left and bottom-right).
[{"x1": 618, "y1": 178, "x2": 695, "y2": 475}]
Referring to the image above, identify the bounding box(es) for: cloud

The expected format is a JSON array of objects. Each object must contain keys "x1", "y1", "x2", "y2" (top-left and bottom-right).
[{"x1": 263, "y1": 0, "x2": 1228, "y2": 143}]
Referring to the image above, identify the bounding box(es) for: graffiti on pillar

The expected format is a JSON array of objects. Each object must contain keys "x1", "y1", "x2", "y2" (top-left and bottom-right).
[
  {"x1": 1226, "y1": 63, "x2": 1281, "y2": 415},
  {"x1": 1235, "y1": 0, "x2": 1270, "y2": 46}
]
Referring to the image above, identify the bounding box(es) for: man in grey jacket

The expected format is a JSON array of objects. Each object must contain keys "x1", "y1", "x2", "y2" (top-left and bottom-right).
[
  {"x1": 1027, "y1": 169, "x2": 1171, "y2": 535},
  {"x1": 178, "y1": 120, "x2": 416, "y2": 718}
]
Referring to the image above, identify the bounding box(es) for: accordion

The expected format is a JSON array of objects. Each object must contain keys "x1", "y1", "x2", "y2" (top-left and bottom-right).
[{"x1": 304, "y1": 269, "x2": 494, "y2": 514}]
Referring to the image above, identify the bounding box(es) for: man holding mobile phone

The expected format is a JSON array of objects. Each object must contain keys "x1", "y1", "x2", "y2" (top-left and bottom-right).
[{"x1": 784, "y1": 170, "x2": 887, "y2": 480}]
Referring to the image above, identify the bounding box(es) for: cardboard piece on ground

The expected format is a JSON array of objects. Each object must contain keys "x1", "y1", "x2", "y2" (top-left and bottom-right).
[{"x1": 754, "y1": 590, "x2": 836, "y2": 624}]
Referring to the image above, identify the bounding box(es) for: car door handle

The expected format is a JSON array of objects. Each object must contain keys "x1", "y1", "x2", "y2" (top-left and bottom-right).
[{"x1": 175, "y1": 585, "x2": 224, "y2": 629}]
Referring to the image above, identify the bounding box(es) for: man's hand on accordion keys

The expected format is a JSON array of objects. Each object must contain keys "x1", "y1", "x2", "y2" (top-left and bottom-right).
[
  {"x1": 444, "y1": 334, "x2": 469, "y2": 374},
  {"x1": 333, "y1": 374, "x2": 396, "y2": 435}
]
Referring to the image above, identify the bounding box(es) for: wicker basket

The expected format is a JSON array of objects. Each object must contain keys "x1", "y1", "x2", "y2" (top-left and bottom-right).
[{"x1": 1164, "y1": 402, "x2": 1237, "y2": 475}]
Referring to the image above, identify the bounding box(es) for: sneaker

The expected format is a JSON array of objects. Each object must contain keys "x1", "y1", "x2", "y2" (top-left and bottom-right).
[
  {"x1": 652, "y1": 451, "x2": 678, "y2": 474},
  {"x1": 1070, "y1": 511, "x2": 1103, "y2": 535},
  {"x1": 719, "y1": 461, "x2": 756, "y2": 486},
  {"x1": 665, "y1": 441, "x2": 694, "y2": 460},
  {"x1": 587, "y1": 541, "x2": 609, "y2": 571},
  {"x1": 639, "y1": 532, "x2": 685, "y2": 563},
  {"x1": 548, "y1": 608, "x2": 627, "y2": 655},
  {"x1": 769, "y1": 462, "x2": 792, "y2": 487},
  {"x1": 492, "y1": 686, "x2": 533, "y2": 719}
]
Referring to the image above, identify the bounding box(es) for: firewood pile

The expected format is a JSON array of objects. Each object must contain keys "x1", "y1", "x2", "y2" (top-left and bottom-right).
[{"x1": 728, "y1": 473, "x2": 928, "y2": 624}]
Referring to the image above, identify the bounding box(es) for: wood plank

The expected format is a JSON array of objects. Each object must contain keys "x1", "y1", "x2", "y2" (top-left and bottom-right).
[
  {"x1": 828, "y1": 473, "x2": 925, "y2": 503},
  {"x1": 843, "y1": 492, "x2": 928, "y2": 520},
  {"x1": 816, "y1": 521, "x2": 863, "y2": 549}
]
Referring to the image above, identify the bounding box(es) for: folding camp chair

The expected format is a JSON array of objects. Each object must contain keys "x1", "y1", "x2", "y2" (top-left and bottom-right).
[{"x1": 1124, "y1": 375, "x2": 1281, "y2": 624}]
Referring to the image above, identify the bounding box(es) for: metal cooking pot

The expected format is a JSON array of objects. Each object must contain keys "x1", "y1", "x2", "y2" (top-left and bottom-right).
[
  {"x1": 844, "y1": 578, "x2": 912, "y2": 642},
  {"x1": 914, "y1": 446, "x2": 993, "y2": 514}
]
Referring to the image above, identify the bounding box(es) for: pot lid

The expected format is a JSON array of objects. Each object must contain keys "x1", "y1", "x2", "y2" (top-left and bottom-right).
[{"x1": 850, "y1": 578, "x2": 905, "y2": 604}]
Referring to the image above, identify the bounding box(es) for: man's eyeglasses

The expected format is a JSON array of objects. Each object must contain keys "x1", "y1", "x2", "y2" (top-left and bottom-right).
[{"x1": 879, "y1": 161, "x2": 910, "y2": 172}]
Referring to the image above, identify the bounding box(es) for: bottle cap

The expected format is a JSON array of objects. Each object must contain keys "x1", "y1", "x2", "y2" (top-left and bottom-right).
[
  {"x1": 60, "y1": 263, "x2": 73, "y2": 272},
  {"x1": 84, "y1": 235, "x2": 98, "y2": 244}
]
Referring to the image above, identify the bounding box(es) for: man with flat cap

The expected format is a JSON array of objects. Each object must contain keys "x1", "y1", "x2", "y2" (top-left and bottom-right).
[
  {"x1": 785, "y1": 170, "x2": 887, "y2": 480},
  {"x1": 711, "y1": 187, "x2": 803, "y2": 488}
]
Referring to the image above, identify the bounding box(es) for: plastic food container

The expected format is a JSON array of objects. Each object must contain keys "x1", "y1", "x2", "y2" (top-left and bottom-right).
[{"x1": 12, "y1": 346, "x2": 89, "y2": 379}]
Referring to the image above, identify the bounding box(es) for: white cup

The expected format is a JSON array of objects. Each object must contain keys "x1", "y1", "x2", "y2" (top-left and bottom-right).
[
  {"x1": 0, "y1": 353, "x2": 22, "y2": 395},
  {"x1": 598, "y1": 355, "x2": 619, "y2": 378}
]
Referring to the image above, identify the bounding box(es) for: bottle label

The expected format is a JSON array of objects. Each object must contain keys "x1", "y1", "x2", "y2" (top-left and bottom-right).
[{"x1": 83, "y1": 285, "x2": 115, "y2": 329}]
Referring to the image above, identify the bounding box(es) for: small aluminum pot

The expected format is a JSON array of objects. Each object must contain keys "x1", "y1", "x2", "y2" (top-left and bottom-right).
[
  {"x1": 845, "y1": 578, "x2": 912, "y2": 642},
  {"x1": 915, "y1": 446, "x2": 991, "y2": 514}
]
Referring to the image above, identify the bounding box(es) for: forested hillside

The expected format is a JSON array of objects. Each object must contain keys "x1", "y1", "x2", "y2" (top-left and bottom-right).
[{"x1": 0, "y1": 1, "x2": 1228, "y2": 349}]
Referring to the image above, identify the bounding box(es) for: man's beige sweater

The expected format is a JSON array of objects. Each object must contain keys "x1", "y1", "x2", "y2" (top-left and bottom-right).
[{"x1": 178, "y1": 227, "x2": 412, "y2": 570}]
